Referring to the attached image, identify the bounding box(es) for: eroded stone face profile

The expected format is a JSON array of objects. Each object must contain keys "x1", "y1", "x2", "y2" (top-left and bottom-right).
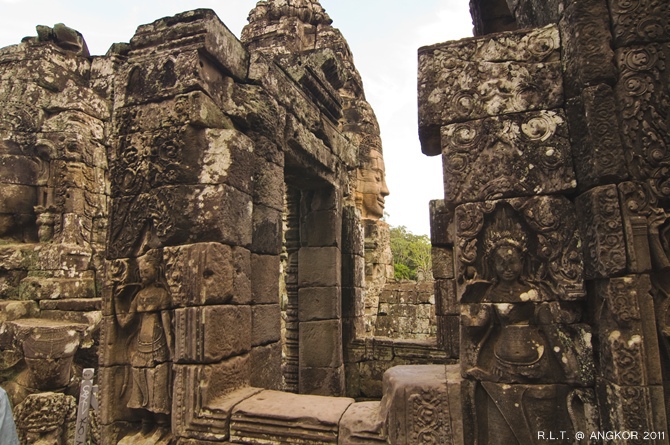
[{"x1": 356, "y1": 149, "x2": 389, "y2": 220}]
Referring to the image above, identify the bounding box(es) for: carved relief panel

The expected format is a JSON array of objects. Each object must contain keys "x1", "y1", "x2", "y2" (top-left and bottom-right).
[
  {"x1": 442, "y1": 110, "x2": 575, "y2": 204},
  {"x1": 457, "y1": 197, "x2": 594, "y2": 444}
]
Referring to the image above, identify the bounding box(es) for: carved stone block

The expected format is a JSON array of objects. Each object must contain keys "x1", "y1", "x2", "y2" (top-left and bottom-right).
[
  {"x1": 163, "y1": 243, "x2": 251, "y2": 307},
  {"x1": 575, "y1": 185, "x2": 627, "y2": 279},
  {"x1": 462, "y1": 381, "x2": 598, "y2": 445},
  {"x1": 455, "y1": 196, "x2": 585, "y2": 303},
  {"x1": 111, "y1": 127, "x2": 255, "y2": 197},
  {"x1": 298, "y1": 287, "x2": 341, "y2": 321},
  {"x1": 615, "y1": 43, "x2": 670, "y2": 198},
  {"x1": 174, "y1": 305, "x2": 251, "y2": 363},
  {"x1": 302, "y1": 209, "x2": 342, "y2": 247},
  {"x1": 618, "y1": 181, "x2": 657, "y2": 273},
  {"x1": 608, "y1": 0, "x2": 670, "y2": 48},
  {"x1": 419, "y1": 25, "x2": 562, "y2": 154},
  {"x1": 597, "y1": 380, "x2": 668, "y2": 444},
  {"x1": 442, "y1": 110, "x2": 575, "y2": 204},
  {"x1": 380, "y1": 365, "x2": 463, "y2": 445},
  {"x1": 230, "y1": 390, "x2": 354, "y2": 444},
  {"x1": 594, "y1": 275, "x2": 663, "y2": 385},
  {"x1": 566, "y1": 85, "x2": 628, "y2": 191},
  {"x1": 560, "y1": 0, "x2": 617, "y2": 97}
]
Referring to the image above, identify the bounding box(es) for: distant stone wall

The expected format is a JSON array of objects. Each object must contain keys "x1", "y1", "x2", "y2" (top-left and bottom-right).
[{"x1": 374, "y1": 280, "x2": 436, "y2": 339}]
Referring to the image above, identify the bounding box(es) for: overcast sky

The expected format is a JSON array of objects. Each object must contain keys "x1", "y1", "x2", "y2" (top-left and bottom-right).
[{"x1": 0, "y1": 0, "x2": 473, "y2": 235}]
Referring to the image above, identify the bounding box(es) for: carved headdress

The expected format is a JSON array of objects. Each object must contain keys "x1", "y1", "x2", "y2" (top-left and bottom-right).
[{"x1": 483, "y1": 205, "x2": 528, "y2": 256}]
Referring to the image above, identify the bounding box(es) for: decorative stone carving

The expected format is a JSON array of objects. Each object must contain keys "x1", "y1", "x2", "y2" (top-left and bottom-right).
[
  {"x1": 615, "y1": 43, "x2": 670, "y2": 198},
  {"x1": 456, "y1": 197, "x2": 585, "y2": 303},
  {"x1": 13, "y1": 392, "x2": 77, "y2": 445},
  {"x1": 418, "y1": 25, "x2": 562, "y2": 155},
  {"x1": 111, "y1": 249, "x2": 173, "y2": 442},
  {"x1": 575, "y1": 185, "x2": 627, "y2": 280},
  {"x1": 608, "y1": 0, "x2": 670, "y2": 48},
  {"x1": 560, "y1": 0, "x2": 617, "y2": 97},
  {"x1": 566, "y1": 85, "x2": 628, "y2": 191},
  {"x1": 356, "y1": 149, "x2": 389, "y2": 221},
  {"x1": 441, "y1": 110, "x2": 575, "y2": 204}
]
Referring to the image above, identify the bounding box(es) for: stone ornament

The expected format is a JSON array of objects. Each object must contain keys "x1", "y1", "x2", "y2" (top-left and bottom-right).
[{"x1": 441, "y1": 110, "x2": 575, "y2": 203}]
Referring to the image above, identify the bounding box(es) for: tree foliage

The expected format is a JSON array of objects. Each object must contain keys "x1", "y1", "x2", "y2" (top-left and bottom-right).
[{"x1": 390, "y1": 225, "x2": 432, "y2": 281}]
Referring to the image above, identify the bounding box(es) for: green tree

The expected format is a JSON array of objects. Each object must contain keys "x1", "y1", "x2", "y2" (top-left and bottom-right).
[{"x1": 389, "y1": 225, "x2": 432, "y2": 280}]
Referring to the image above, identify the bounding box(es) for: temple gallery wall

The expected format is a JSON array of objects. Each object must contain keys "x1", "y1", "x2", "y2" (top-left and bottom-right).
[{"x1": 0, "y1": 0, "x2": 669, "y2": 444}]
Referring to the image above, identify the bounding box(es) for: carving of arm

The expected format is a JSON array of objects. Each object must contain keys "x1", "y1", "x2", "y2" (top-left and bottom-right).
[{"x1": 161, "y1": 310, "x2": 174, "y2": 359}]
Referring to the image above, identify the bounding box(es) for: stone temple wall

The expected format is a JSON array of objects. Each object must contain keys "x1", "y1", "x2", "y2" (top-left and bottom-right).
[{"x1": 420, "y1": 0, "x2": 670, "y2": 442}]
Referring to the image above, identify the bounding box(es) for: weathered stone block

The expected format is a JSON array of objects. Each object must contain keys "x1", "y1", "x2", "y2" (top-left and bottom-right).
[
  {"x1": 338, "y1": 401, "x2": 386, "y2": 445},
  {"x1": 431, "y1": 246, "x2": 454, "y2": 279},
  {"x1": 250, "y1": 253, "x2": 280, "y2": 305},
  {"x1": 437, "y1": 315, "x2": 460, "y2": 358},
  {"x1": 130, "y1": 9, "x2": 249, "y2": 80},
  {"x1": 299, "y1": 365, "x2": 346, "y2": 397},
  {"x1": 172, "y1": 357, "x2": 259, "y2": 442},
  {"x1": 252, "y1": 158, "x2": 284, "y2": 211},
  {"x1": 114, "y1": 92, "x2": 231, "y2": 136},
  {"x1": 18, "y1": 276, "x2": 96, "y2": 300},
  {"x1": 302, "y1": 209, "x2": 341, "y2": 247},
  {"x1": 300, "y1": 319, "x2": 342, "y2": 368},
  {"x1": 174, "y1": 305, "x2": 251, "y2": 363},
  {"x1": 0, "y1": 300, "x2": 38, "y2": 324},
  {"x1": 230, "y1": 390, "x2": 354, "y2": 443},
  {"x1": 435, "y1": 279, "x2": 458, "y2": 316},
  {"x1": 298, "y1": 287, "x2": 341, "y2": 321},
  {"x1": 560, "y1": 0, "x2": 617, "y2": 97},
  {"x1": 164, "y1": 243, "x2": 251, "y2": 307},
  {"x1": 249, "y1": 341, "x2": 282, "y2": 390},
  {"x1": 298, "y1": 247, "x2": 341, "y2": 287},
  {"x1": 418, "y1": 25, "x2": 562, "y2": 154},
  {"x1": 251, "y1": 304, "x2": 281, "y2": 346},
  {"x1": 108, "y1": 184, "x2": 252, "y2": 258},
  {"x1": 566, "y1": 85, "x2": 628, "y2": 190},
  {"x1": 429, "y1": 200, "x2": 455, "y2": 247},
  {"x1": 252, "y1": 204, "x2": 282, "y2": 255},
  {"x1": 442, "y1": 110, "x2": 575, "y2": 204},
  {"x1": 575, "y1": 185, "x2": 627, "y2": 279}
]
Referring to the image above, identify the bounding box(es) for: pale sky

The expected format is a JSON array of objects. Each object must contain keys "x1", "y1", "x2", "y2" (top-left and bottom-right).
[{"x1": 0, "y1": 0, "x2": 473, "y2": 235}]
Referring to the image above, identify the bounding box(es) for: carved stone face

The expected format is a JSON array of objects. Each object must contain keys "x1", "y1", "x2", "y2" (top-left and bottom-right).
[
  {"x1": 493, "y1": 246, "x2": 522, "y2": 283},
  {"x1": 357, "y1": 149, "x2": 389, "y2": 220}
]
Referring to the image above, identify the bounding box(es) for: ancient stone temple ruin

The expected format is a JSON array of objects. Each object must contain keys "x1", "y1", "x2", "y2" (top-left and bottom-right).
[{"x1": 0, "y1": 0, "x2": 669, "y2": 443}]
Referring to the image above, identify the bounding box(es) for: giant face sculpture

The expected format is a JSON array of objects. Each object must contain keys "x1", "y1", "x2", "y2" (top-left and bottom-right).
[{"x1": 356, "y1": 149, "x2": 389, "y2": 220}]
